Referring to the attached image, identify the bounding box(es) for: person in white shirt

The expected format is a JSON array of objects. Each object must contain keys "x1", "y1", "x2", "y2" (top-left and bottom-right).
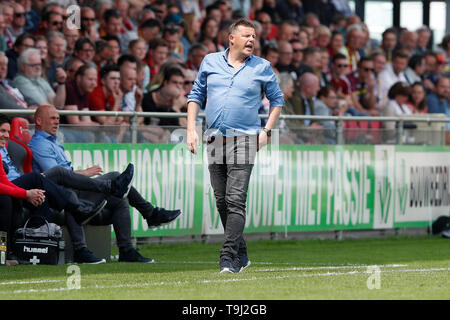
[
  {"x1": 378, "y1": 50, "x2": 409, "y2": 108},
  {"x1": 382, "y1": 81, "x2": 412, "y2": 137}
]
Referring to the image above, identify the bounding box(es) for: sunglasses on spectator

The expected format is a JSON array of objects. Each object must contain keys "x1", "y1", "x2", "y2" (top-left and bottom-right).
[
  {"x1": 184, "y1": 80, "x2": 194, "y2": 85},
  {"x1": 337, "y1": 64, "x2": 348, "y2": 68},
  {"x1": 259, "y1": 20, "x2": 271, "y2": 24},
  {"x1": 82, "y1": 17, "x2": 96, "y2": 22},
  {"x1": 293, "y1": 48, "x2": 302, "y2": 53},
  {"x1": 51, "y1": 21, "x2": 63, "y2": 26},
  {"x1": 362, "y1": 67, "x2": 374, "y2": 72},
  {"x1": 14, "y1": 12, "x2": 25, "y2": 18}
]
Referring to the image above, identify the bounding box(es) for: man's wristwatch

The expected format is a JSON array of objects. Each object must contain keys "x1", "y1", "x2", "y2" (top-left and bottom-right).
[{"x1": 262, "y1": 127, "x2": 271, "y2": 137}]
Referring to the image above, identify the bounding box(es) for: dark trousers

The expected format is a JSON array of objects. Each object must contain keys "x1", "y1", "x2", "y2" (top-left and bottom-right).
[
  {"x1": 207, "y1": 135, "x2": 256, "y2": 261},
  {"x1": 58, "y1": 171, "x2": 154, "y2": 251},
  {"x1": 43, "y1": 166, "x2": 110, "y2": 195},
  {"x1": 12, "y1": 172, "x2": 73, "y2": 219}
]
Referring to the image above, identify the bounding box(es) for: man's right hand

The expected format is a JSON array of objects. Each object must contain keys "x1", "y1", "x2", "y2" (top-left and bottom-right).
[
  {"x1": 26, "y1": 189, "x2": 45, "y2": 207},
  {"x1": 187, "y1": 129, "x2": 199, "y2": 154}
]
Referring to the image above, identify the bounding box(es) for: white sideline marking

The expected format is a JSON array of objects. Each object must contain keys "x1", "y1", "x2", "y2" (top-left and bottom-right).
[
  {"x1": 255, "y1": 264, "x2": 408, "y2": 273},
  {"x1": 0, "y1": 280, "x2": 62, "y2": 286},
  {"x1": 1, "y1": 266, "x2": 449, "y2": 295}
]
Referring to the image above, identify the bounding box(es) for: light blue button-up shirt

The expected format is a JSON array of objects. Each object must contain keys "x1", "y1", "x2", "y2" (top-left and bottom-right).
[
  {"x1": 0, "y1": 147, "x2": 22, "y2": 180},
  {"x1": 28, "y1": 129, "x2": 72, "y2": 173},
  {"x1": 187, "y1": 49, "x2": 284, "y2": 136}
]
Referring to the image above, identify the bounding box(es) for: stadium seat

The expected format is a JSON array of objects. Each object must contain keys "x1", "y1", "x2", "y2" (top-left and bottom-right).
[
  {"x1": 10, "y1": 117, "x2": 32, "y2": 145},
  {"x1": 8, "y1": 118, "x2": 33, "y2": 174}
]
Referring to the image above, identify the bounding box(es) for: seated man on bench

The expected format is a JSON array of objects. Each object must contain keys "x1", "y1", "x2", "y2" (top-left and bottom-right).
[{"x1": 29, "y1": 104, "x2": 182, "y2": 263}]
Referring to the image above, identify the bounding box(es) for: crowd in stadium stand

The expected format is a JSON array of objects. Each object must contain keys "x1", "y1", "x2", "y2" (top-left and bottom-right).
[{"x1": 0, "y1": 0, "x2": 449, "y2": 144}]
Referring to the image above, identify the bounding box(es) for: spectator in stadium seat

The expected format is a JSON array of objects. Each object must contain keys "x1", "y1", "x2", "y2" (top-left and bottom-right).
[
  {"x1": 347, "y1": 56, "x2": 380, "y2": 115},
  {"x1": 289, "y1": 39, "x2": 306, "y2": 80},
  {"x1": 139, "y1": 18, "x2": 162, "y2": 50},
  {"x1": 88, "y1": 64, "x2": 122, "y2": 125},
  {"x1": 8, "y1": 2, "x2": 26, "y2": 45},
  {"x1": 45, "y1": 31, "x2": 68, "y2": 91},
  {"x1": 276, "y1": 0, "x2": 303, "y2": 24},
  {"x1": 62, "y1": 24, "x2": 79, "y2": 56},
  {"x1": 261, "y1": 42, "x2": 279, "y2": 75},
  {"x1": 163, "y1": 23, "x2": 184, "y2": 62},
  {"x1": 92, "y1": 40, "x2": 114, "y2": 71},
  {"x1": 295, "y1": 46, "x2": 322, "y2": 79},
  {"x1": 380, "y1": 28, "x2": 397, "y2": 62},
  {"x1": 80, "y1": 6, "x2": 98, "y2": 41},
  {"x1": 64, "y1": 56, "x2": 84, "y2": 83},
  {"x1": 275, "y1": 20, "x2": 300, "y2": 42},
  {"x1": 382, "y1": 81, "x2": 412, "y2": 133},
  {"x1": 128, "y1": 39, "x2": 150, "y2": 91},
  {"x1": 29, "y1": 104, "x2": 182, "y2": 263},
  {"x1": 142, "y1": 66, "x2": 186, "y2": 127},
  {"x1": 414, "y1": 26, "x2": 431, "y2": 55},
  {"x1": 315, "y1": 25, "x2": 332, "y2": 50},
  {"x1": 64, "y1": 63, "x2": 100, "y2": 127},
  {"x1": 13, "y1": 48, "x2": 66, "y2": 109},
  {"x1": 371, "y1": 51, "x2": 387, "y2": 105},
  {"x1": 339, "y1": 24, "x2": 364, "y2": 73},
  {"x1": 283, "y1": 72, "x2": 322, "y2": 137},
  {"x1": 255, "y1": 10, "x2": 275, "y2": 45},
  {"x1": 6, "y1": 32, "x2": 35, "y2": 80},
  {"x1": 404, "y1": 54, "x2": 426, "y2": 85},
  {"x1": 205, "y1": 3, "x2": 222, "y2": 24},
  {"x1": 427, "y1": 76, "x2": 450, "y2": 117},
  {"x1": 275, "y1": 40, "x2": 294, "y2": 74},
  {"x1": 398, "y1": 29, "x2": 418, "y2": 56},
  {"x1": 328, "y1": 53, "x2": 351, "y2": 97},
  {"x1": 34, "y1": 10, "x2": 64, "y2": 36},
  {"x1": 145, "y1": 37, "x2": 169, "y2": 83},
  {"x1": 378, "y1": 50, "x2": 409, "y2": 107},
  {"x1": 186, "y1": 43, "x2": 208, "y2": 72},
  {"x1": 0, "y1": 52, "x2": 37, "y2": 113},
  {"x1": 314, "y1": 85, "x2": 349, "y2": 143},
  {"x1": 101, "y1": 9, "x2": 126, "y2": 52},
  {"x1": 102, "y1": 35, "x2": 121, "y2": 64},
  {"x1": 407, "y1": 81, "x2": 428, "y2": 114},
  {"x1": 327, "y1": 31, "x2": 344, "y2": 62},
  {"x1": 73, "y1": 37, "x2": 96, "y2": 64},
  {"x1": 199, "y1": 17, "x2": 219, "y2": 52}
]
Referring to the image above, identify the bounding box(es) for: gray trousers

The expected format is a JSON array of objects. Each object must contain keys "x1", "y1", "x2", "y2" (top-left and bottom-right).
[
  {"x1": 207, "y1": 135, "x2": 256, "y2": 261},
  {"x1": 43, "y1": 167, "x2": 154, "y2": 251}
]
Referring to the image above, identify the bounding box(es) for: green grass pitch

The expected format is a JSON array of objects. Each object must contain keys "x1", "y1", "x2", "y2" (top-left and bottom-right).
[{"x1": 0, "y1": 235, "x2": 449, "y2": 300}]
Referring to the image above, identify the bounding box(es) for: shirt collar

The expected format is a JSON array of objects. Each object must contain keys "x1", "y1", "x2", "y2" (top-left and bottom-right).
[
  {"x1": 221, "y1": 48, "x2": 253, "y2": 64},
  {"x1": 35, "y1": 129, "x2": 56, "y2": 141}
]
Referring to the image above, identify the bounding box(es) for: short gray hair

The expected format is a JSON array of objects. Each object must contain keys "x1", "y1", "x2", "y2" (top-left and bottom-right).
[{"x1": 18, "y1": 48, "x2": 41, "y2": 66}]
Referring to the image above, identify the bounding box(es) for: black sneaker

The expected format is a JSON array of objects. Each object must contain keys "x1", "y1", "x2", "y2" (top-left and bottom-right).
[
  {"x1": 110, "y1": 163, "x2": 135, "y2": 199},
  {"x1": 72, "y1": 199, "x2": 108, "y2": 225},
  {"x1": 146, "y1": 207, "x2": 182, "y2": 228},
  {"x1": 239, "y1": 255, "x2": 251, "y2": 272},
  {"x1": 74, "y1": 247, "x2": 106, "y2": 264},
  {"x1": 119, "y1": 247, "x2": 154, "y2": 263},
  {"x1": 219, "y1": 258, "x2": 240, "y2": 274}
]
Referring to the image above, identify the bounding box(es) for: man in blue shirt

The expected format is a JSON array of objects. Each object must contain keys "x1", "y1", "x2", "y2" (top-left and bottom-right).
[
  {"x1": 187, "y1": 19, "x2": 283, "y2": 273},
  {"x1": 29, "y1": 104, "x2": 182, "y2": 263},
  {"x1": 427, "y1": 76, "x2": 450, "y2": 143}
]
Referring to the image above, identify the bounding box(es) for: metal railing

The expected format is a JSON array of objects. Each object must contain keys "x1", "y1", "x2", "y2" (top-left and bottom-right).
[{"x1": 2, "y1": 109, "x2": 449, "y2": 145}]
